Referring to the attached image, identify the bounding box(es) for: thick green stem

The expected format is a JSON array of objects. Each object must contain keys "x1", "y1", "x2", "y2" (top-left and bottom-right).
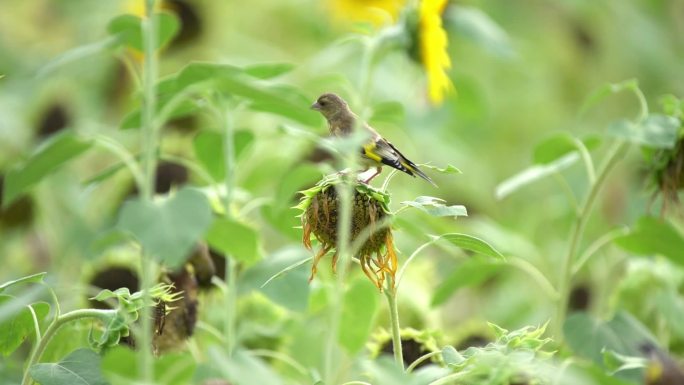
[
  {"x1": 554, "y1": 140, "x2": 628, "y2": 339},
  {"x1": 21, "y1": 309, "x2": 116, "y2": 385},
  {"x1": 385, "y1": 282, "x2": 404, "y2": 370},
  {"x1": 139, "y1": 1, "x2": 159, "y2": 382}
]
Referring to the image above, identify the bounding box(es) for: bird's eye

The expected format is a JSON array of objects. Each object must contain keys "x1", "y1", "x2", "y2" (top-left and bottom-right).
[{"x1": 319, "y1": 100, "x2": 326, "y2": 106}]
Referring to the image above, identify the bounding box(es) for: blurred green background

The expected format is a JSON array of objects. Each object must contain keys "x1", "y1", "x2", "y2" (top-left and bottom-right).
[{"x1": 1, "y1": 0, "x2": 683, "y2": 384}]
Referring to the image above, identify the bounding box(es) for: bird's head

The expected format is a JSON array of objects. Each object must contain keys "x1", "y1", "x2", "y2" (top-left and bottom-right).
[{"x1": 311, "y1": 93, "x2": 349, "y2": 119}]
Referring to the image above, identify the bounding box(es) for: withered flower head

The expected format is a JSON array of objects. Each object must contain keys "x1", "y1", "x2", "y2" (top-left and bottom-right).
[{"x1": 297, "y1": 174, "x2": 396, "y2": 290}]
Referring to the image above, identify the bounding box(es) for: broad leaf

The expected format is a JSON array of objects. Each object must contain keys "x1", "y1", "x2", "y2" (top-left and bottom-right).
[
  {"x1": 401, "y1": 196, "x2": 467, "y2": 218},
  {"x1": 192, "y1": 130, "x2": 255, "y2": 181},
  {"x1": 533, "y1": 133, "x2": 601, "y2": 165},
  {"x1": 0, "y1": 297, "x2": 49, "y2": 356},
  {"x1": 107, "y1": 12, "x2": 180, "y2": 51},
  {"x1": 431, "y1": 258, "x2": 501, "y2": 306},
  {"x1": 3, "y1": 132, "x2": 92, "y2": 208},
  {"x1": 117, "y1": 187, "x2": 213, "y2": 267},
  {"x1": 0, "y1": 272, "x2": 46, "y2": 293},
  {"x1": 102, "y1": 346, "x2": 195, "y2": 385},
  {"x1": 30, "y1": 348, "x2": 107, "y2": 385},
  {"x1": 205, "y1": 218, "x2": 260, "y2": 264},
  {"x1": 438, "y1": 233, "x2": 504, "y2": 259},
  {"x1": 495, "y1": 153, "x2": 579, "y2": 200},
  {"x1": 607, "y1": 114, "x2": 679, "y2": 148},
  {"x1": 239, "y1": 247, "x2": 310, "y2": 312},
  {"x1": 422, "y1": 164, "x2": 462, "y2": 174},
  {"x1": 338, "y1": 278, "x2": 378, "y2": 354},
  {"x1": 442, "y1": 345, "x2": 465, "y2": 366},
  {"x1": 244, "y1": 63, "x2": 294, "y2": 79},
  {"x1": 563, "y1": 311, "x2": 658, "y2": 365},
  {"x1": 614, "y1": 216, "x2": 684, "y2": 266},
  {"x1": 206, "y1": 347, "x2": 283, "y2": 385}
]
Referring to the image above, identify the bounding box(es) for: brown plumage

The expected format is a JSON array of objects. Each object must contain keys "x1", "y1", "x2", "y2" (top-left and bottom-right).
[{"x1": 311, "y1": 93, "x2": 436, "y2": 186}]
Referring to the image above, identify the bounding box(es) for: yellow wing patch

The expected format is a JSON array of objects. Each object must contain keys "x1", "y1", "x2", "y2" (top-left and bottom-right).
[{"x1": 363, "y1": 143, "x2": 383, "y2": 162}]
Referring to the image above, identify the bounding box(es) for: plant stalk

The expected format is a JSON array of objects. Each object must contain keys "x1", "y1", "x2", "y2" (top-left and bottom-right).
[
  {"x1": 139, "y1": 1, "x2": 159, "y2": 382},
  {"x1": 221, "y1": 103, "x2": 238, "y2": 356},
  {"x1": 21, "y1": 309, "x2": 116, "y2": 385},
  {"x1": 385, "y1": 281, "x2": 404, "y2": 370},
  {"x1": 554, "y1": 140, "x2": 628, "y2": 339}
]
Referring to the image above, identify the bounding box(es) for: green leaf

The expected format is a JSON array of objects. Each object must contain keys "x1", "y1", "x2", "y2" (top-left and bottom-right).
[
  {"x1": 607, "y1": 114, "x2": 679, "y2": 148},
  {"x1": 422, "y1": 164, "x2": 462, "y2": 174},
  {"x1": 107, "y1": 12, "x2": 180, "y2": 51},
  {"x1": 533, "y1": 133, "x2": 601, "y2": 165},
  {"x1": 38, "y1": 36, "x2": 120, "y2": 78},
  {"x1": 614, "y1": 216, "x2": 684, "y2": 265},
  {"x1": 30, "y1": 348, "x2": 107, "y2": 385},
  {"x1": 602, "y1": 349, "x2": 647, "y2": 375},
  {"x1": 563, "y1": 311, "x2": 658, "y2": 365},
  {"x1": 431, "y1": 258, "x2": 501, "y2": 307},
  {"x1": 244, "y1": 63, "x2": 294, "y2": 79},
  {"x1": 401, "y1": 196, "x2": 467, "y2": 218},
  {"x1": 338, "y1": 278, "x2": 379, "y2": 354},
  {"x1": 205, "y1": 218, "x2": 260, "y2": 264},
  {"x1": 495, "y1": 152, "x2": 579, "y2": 200},
  {"x1": 579, "y1": 79, "x2": 639, "y2": 117},
  {"x1": 0, "y1": 272, "x2": 46, "y2": 293},
  {"x1": 0, "y1": 297, "x2": 49, "y2": 356},
  {"x1": 439, "y1": 233, "x2": 504, "y2": 259},
  {"x1": 206, "y1": 347, "x2": 283, "y2": 385},
  {"x1": 102, "y1": 346, "x2": 195, "y2": 385},
  {"x1": 192, "y1": 130, "x2": 255, "y2": 181},
  {"x1": 445, "y1": 6, "x2": 514, "y2": 58},
  {"x1": 117, "y1": 187, "x2": 213, "y2": 268},
  {"x1": 239, "y1": 247, "x2": 310, "y2": 312},
  {"x1": 3, "y1": 132, "x2": 92, "y2": 208},
  {"x1": 442, "y1": 345, "x2": 465, "y2": 366}
]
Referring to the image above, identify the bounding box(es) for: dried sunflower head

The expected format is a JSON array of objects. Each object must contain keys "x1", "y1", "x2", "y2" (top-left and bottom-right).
[{"x1": 297, "y1": 174, "x2": 396, "y2": 290}]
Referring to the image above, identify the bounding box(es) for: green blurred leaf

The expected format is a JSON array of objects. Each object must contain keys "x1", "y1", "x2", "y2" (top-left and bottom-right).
[
  {"x1": 445, "y1": 6, "x2": 514, "y2": 57},
  {"x1": 442, "y1": 345, "x2": 465, "y2": 366},
  {"x1": 607, "y1": 114, "x2": 679, "y2": 148},
  {"x1": 579, "y1": 79, "x2": 639, "y2": 117},
  {"x1": 206, "y1": 347, "x2": 283, "y2": 385},
  {"x1": 2, "y1": 132, "x2": 92, "y2": 208},
  {"x1": 206, "y1": 218, "x2": 260, "y2": 264},
  {"x1": 422, "y1": 164, "x2": 462, "y2": 174},
  {"x1": 30, "y1": 348, "x2": 107, "y2": 385},
  {"x1": 439, "y1": 233, "x2": 505, "y2": 259},
  {"x1": 563, "y1": 311, "x2": 658, "y2": 365},
  {"x1": 239, "y1": 247, "x2": 310, "y2": 312},
  {"x1": 244, "y1": 63, "x2": 294, "y2": 79},
  {"x1": 533, "y1": 133, "x2": 601, "y2": 165},
  {"x1": 192, "y1": 130, "x2": 255, "y2": 181},
  {"x1": 107, "y1": 12, "x2": 180, "y2": 51},
  {"x1": 102, "y1": 346, "x2": 195, "y2": 385},
  {"x1": 117, "y1": 188, "x2": 213, "y2": 268},
  {"x1": 401, "y1": 196, "x2": 467, "y2": 218},
  {"x1": 38, "y1": 36, "x2": 120, "y2": 78},
  {"x1": 614, "y1": 216, "x2": 684, "y2": 265},
  {"x1": 602, "y1": 349, "x2": 647, "y2": 375},
  {"x1": 0, "y1": 297, "x2": 49, "y2": 356},
  {"x1": 495, "y1": 153, "x2": 579, "y2": 200},
  {"x1": 338, "y1": 278, "x2": 378, "y2": 354},
  {"x1": 121, "y1": 98, "x2": 199, "y2": 130},
  {"x1": 431, "y1": 258, "x2": 501, "y2": 307},
  {"x1": 0, "y1": 272, "x2": 46, "y2": 293}
]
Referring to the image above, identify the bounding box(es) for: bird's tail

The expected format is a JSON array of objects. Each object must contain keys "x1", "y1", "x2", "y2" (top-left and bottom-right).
[{"x1": 406, "y1": 163, "x2": 438, "y2": 187}]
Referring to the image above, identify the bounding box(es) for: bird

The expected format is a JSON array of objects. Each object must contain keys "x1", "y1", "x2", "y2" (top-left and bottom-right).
[
  {"x1": 311, "y1": 93, "x2": 436, "y2": 187},
  {"x1": 641, "y1": 343, "x2": 684, "y2": 385}
]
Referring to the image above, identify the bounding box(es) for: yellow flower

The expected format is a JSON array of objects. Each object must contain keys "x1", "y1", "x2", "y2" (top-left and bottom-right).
[
  {"x1": 329, "y1": 0, "x2": 407, "y2": 27},
  {"x1": 418, "y1": 0, "x2": 454, "y2": 104}
]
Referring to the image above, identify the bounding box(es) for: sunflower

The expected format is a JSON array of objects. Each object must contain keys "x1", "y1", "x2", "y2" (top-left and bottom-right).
[{"x1": 418, "y1": 0, "x2": 454, "y2": 104}]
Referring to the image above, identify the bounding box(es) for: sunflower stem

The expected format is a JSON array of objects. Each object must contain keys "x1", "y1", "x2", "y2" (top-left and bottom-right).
[
  {"x1": 139, "y1": 1, "x2": 159, "y2": 382},
  {"x1": 385, "y1": 279, "x2": 404, "y2": 370}
]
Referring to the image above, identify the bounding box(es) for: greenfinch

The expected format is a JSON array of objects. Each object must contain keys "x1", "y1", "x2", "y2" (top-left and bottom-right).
[{"x1": 311, "y1": 93, "x2": 436, "y2": 187}]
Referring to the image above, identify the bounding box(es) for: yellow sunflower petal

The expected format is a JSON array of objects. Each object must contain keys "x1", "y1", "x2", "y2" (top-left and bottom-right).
[{"x1": 419, "y1": 0, "x2": 454, "y2": 104}]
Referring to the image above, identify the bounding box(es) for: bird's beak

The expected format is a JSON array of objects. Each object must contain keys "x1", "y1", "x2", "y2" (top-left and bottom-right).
[{"x1": 310, "y1": 101, "x2": 321, "y2": 110}]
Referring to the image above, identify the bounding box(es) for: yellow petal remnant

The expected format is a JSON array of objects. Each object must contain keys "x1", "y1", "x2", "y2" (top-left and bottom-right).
[
  {"x1": 419, "y1": 0, "x2": 454, "y2": 104},
  {"x1": 329, "y1": 0, "x2": 407, "y2": 27}
]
